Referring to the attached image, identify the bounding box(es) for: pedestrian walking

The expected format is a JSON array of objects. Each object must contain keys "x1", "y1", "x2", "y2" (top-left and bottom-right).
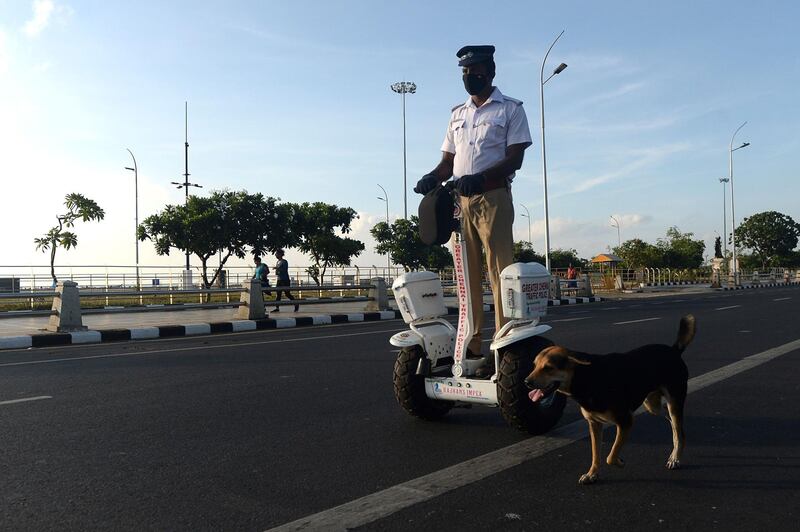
[
  {"x1": 272, "y1": 249, "x2": 298, "y2": 312},
  {"x1": 253, "y1": 256, "x2": 270, "y2": 293}
]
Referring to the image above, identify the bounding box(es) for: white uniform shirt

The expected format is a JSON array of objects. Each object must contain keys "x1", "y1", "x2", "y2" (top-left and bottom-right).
[{"x1": 440, "y1": 87, "x2": 532, "y2": 181}]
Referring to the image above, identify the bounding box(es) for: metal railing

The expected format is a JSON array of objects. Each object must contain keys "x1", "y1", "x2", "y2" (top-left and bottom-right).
[{"x1": 0, "y1": 282, "x2": 377, "y2": 317}]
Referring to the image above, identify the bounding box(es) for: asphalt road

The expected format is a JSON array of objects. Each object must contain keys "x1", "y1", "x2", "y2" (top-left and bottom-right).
[{"x1": 0, "y1": 286, "x2": 798, "y2": 531}]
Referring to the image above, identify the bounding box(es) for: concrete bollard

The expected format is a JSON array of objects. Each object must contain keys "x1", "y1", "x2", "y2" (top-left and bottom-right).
[
  {"x1": 549, "y1": 276, "x2": 561, "y2": 300},
  {"x1": 48, "y1": 280, "x2": 87, "y2": 332},
  {"x1": 711, "y1": 269, "x2": 722, "y2": 288},
  {"x1": 578, "y1": 274, "x2": 593, "y2": 297},
  {"x1": 365, "y1": 277, "x2": 389, "y2": 311},
  {"x1": 236, "y1": 279, "x2": 266, "y2": 320}
]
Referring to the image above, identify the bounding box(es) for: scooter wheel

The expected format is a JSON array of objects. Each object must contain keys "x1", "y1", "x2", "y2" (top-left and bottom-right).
[
  {"x1": 497, "y1": 336, "x2": 566, "y2": 434},
  {"x1": 393, "y1": 346, "x2": 453, "y2": 420}
]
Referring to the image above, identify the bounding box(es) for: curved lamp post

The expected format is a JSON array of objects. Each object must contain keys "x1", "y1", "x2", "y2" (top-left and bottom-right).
[
  {"x1": 390, "y1": 81, "x2": 416, "y2": 219},
  {"x1": 728, "y1": 122, "x2": 749, "y2": 285},
  {"x1": 540, "y1": 30, "x2": 568, "y2": 271},
  {"x1": 519, "y1": 203, "x2": 532, "y2": 245},
  {"x1": 610, "y1": 215, "x2": 621, "y2": 248},
  {"x1": 124, "y1": 148, "x2": 140, "y2": 289},
  {"x1": 377, "y1": 183, "x2": 391, "y2": 275}
]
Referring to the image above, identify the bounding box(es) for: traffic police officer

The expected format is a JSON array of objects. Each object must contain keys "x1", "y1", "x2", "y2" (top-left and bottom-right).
[{"x1": 415, "y1": 45, "x2": 532, "y2": 371}]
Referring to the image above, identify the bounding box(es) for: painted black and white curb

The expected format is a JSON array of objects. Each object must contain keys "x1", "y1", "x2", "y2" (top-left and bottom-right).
[
  {"x1": 449, "y1": 296, "x2": 603, "y2": 314},
  {"x1": 720, "y1": 281, "x2": 800, "y2": 291},
  {"x1": 0, "y1": 311, "x2": 400, "y2": 350},
  {"x1": 0, "y1": 296, "x2": 605, "y2": 350},
  {"x1": 643, "y1": 281, "x2": 707, "y2": 287}
]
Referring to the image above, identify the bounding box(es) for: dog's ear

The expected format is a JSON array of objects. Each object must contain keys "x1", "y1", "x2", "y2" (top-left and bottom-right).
[{"x1": 568, "y1": 356, "x2": 591, "y2": 366}]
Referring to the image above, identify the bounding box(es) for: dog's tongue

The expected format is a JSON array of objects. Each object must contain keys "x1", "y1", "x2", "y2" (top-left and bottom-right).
[{"x1": 528, "y1": 389, "x2": 544, "y2": 403}]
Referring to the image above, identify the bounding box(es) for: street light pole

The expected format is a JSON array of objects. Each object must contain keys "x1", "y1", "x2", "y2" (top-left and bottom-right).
[
  {"x1": 610, "y1": 215, "x2": 621, "y2": 248},
  {"x1": 390, "y1": 81, "x2": 416, "y2": 219},
  {"x1": 540, "y1": 30, "x2": 568, "y2": 272},
  {"x1": 171, "y1": 102, "x2": 202, "y2": 273},
  {"x1": 377, "y1": 184, "x2": 391, "y2": 275},
  {"x1": 718, "y1": 177, "x2": 729, "y2": 256},
  {"x1": 519, "y1": 203, "x2": 532, "y2": 245},
  {"x1": 728, "y1": 122, "x2": 749, "y2": 286},
  {"x1": 124, "y1": 149, "x2": 140, "y2": 289}
]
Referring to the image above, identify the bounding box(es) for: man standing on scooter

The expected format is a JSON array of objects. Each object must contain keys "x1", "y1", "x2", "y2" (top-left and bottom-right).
[{"x1": 414, "y1": 45, "x2": 532, "y2": 376}]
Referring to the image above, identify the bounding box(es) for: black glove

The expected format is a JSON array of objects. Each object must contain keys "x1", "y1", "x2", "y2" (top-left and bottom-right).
[
  {"x1": 455, "y1": 173, "x2": 485, "y2": 197},
  {"x1": 414, "y1": 174, "x2": 440, "y2": 194}
]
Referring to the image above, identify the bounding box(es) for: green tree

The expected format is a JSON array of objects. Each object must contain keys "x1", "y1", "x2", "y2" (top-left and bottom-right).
[
  {"x1": 512, "y1": 241, "x2": 545, "y2": 264},
  {"x1": 293, "y1": 202, "x2": 365, "y2": 285},
  {"x1": 613, "y1": 238, "x2": 663, "y2": 268},
  {"x1": 549, "y1": 248, "x2": 585, "y2": 269},
  {"x1": 34, "y1": 193, "x2": 105, "y2": 284},
  {"x1": 138, "y1": 191, "x2": 293, "y2": 288},
  {"x1": 658, "y1": 227, "x2": 705, "y2": 269},
  {"x1": 371, "y1": 216, "x2": 452, "y2": 272},
  {"x1": 733, "y1": 211, "x2": 800, "y2": 269}
]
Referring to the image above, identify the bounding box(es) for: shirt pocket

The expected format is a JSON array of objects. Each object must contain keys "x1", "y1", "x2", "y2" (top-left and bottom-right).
[
  {"x1": 476, "y1": 117, "x2": 506, "y2": 147},
  {"x1": 450, "y1": 118, "x2": 467, "y2": 144}
]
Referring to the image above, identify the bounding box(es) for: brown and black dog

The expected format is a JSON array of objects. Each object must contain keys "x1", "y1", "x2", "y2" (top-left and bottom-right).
[{"x1": 525, "y1": 314, "x2": 696, "y2": 484}]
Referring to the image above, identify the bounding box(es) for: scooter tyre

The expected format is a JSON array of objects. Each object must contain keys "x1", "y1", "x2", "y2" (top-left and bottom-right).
[
  {"x1": 393, "y1": 346, "x2": 453, "y2": 420},
  {"x1": 497, "y1": 336, "x2": 566, "y2": 434}
]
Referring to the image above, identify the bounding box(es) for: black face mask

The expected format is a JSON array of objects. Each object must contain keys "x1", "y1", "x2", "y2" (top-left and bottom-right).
[{"x1": 462, "y1": 73, "x2": 489, "y2": 95}]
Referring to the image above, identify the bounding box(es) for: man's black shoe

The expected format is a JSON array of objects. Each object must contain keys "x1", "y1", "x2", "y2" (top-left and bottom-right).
[{"x1": 272, "y1": 307, "x2": 280, "y2": 313}]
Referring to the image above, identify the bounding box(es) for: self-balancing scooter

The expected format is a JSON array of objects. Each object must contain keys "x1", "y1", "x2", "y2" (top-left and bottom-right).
[{"x1": 390, "y1": 186, "x2": 566, "y2": 433}]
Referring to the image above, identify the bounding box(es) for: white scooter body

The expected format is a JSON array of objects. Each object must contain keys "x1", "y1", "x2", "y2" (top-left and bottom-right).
[{"x1": 391, "y1": 198, "x2": 552, "y2": 408}]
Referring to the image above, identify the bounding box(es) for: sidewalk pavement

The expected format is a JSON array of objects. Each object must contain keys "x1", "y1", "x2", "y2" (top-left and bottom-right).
[{"x1": 0, "y1": 292, "x2": 605, "y2": 348}]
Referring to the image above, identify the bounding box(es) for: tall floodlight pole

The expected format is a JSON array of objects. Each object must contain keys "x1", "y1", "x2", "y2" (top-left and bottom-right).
[
  {"x1": 377, "y1": 184, "x2": 391, "y2": 274},
  {"x1": 728, "y1": 121, "x2": 749, "y2": 286},
  {"x1": 610, "y1": 215, "x2": 621, "y2": 248},
  {"x1": 718, "y1": 177, "x2": 730, "y2": 256},
  {"x1": 540, "y1": 30, "x2": 568, "y2": 272},
  {"x1": 390, "y1": 81, "x2": 416, "y2": 219},
  {"x1": 124, "y1": 149, "x2": 140, "y2": 288},
  {"x1": 519, "y1": 204, "x2": 532, "y2": 245},
  {"x1": 171, "y1": 101, "x2": 203, "y2": 272}
]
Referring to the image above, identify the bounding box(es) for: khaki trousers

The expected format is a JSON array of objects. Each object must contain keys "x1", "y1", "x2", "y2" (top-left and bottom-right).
[{"x1": 458, "y1": 187, "x2": 514, "y2": 353}]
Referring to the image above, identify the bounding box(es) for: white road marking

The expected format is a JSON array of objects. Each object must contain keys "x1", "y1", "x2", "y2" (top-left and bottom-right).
[
  {"x1": 613, "y1": 317, "x2": 661, "y2": 326},
  {"x1": 549, "y1": 317, "x2": 593, "y2": 323},
  {"x1": 266, "y1": 337, "x2": 800, "y2": 532},
  {"x1": 0, "y1": 328, "x2": 410, "y2": 368},
  {"x1": 773, "y1": 297, "x2": 791, "y2": 301},
  {"x1": 600, "y1": 307, "x2": 621, "y2": 311},
  {"x1": 0, "y1": 395, "x2": 52, "y2": 406},
  {"x1": 715, "y1": 305, "x2": 742, "y2": 311}
]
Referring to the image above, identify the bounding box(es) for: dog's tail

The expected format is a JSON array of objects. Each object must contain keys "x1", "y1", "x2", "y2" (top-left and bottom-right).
[{"x1": 674, "y1": 314, "x2": 696, "y2": 353}]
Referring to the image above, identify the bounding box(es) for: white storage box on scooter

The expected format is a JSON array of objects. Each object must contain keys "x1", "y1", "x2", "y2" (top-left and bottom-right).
[{"x1": 390, "y1": 263, "x2": 566, "y2": 434}]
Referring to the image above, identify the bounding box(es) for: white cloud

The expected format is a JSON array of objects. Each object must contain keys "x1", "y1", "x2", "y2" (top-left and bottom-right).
[
  {"x1": 0, "y1": 30, "x2": 8, "y2": 75},
  {"x1": 575, "y1": 81, "x2": 647, "y2": 107},
  {"x1": 564, "y1": 142, "x2": 691, "y2": 194},
  {"x1": 22, "y1": 0, "x2": 56, "y2": 37}
]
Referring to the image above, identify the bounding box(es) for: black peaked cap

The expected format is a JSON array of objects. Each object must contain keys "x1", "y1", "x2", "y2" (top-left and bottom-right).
[{"x1": 456, "y1": 45, "x2": 495, "y2": 67}]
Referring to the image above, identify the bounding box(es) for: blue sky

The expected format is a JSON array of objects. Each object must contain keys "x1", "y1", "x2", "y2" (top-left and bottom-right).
[{"x1": 1, "y1": 0, "x2": 798, "y2": 270}]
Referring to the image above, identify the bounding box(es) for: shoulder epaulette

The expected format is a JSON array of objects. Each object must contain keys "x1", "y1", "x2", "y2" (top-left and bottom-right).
[{"x1": 504, "y1": 96, "x2": 524, "y2": 106}]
